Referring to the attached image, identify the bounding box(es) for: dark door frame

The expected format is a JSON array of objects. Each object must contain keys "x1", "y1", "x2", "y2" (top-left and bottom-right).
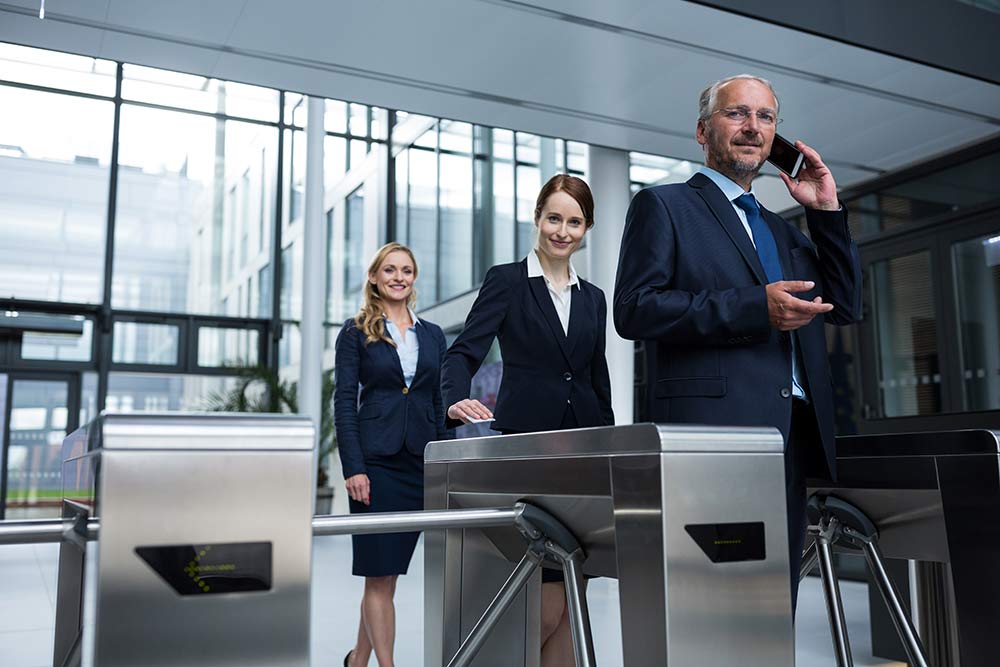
[{"x1": 0, "y1": 370, "x2": 82, "y2": 520}]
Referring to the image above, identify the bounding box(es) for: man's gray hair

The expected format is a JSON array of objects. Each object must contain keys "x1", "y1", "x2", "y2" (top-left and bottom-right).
[{"x1": 698, "y1": 74, "x2": 780, "y2": 122}]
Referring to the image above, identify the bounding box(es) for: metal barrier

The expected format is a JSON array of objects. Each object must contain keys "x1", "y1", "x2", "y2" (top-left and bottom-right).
[{"x1": 0, "y1": 503, "x2": 591, "y2": 667}]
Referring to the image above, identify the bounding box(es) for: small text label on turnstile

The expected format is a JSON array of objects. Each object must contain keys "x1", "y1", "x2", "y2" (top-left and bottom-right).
[
  {"x1": 135, "y1": 542, "x2": 272, "y2": 595},
  {"x1": 684, "y1": 522, "x2": 766, "y2": 563}
]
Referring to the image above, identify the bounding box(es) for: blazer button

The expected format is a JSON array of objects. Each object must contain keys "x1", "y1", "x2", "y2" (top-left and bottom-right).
[
  {"x1": 780, "y1": 387, "x2": 791, "y2": 398},
  {"x1": 563, "y1": 372, "x2": 572, "y2": 381},
  {"x1": 402, "y1": 386, "x2": 409, "y2": 395}
]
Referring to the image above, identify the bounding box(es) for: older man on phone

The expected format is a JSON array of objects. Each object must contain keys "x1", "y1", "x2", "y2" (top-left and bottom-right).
[{"x1": 613, "y1": 74, "x2": 862, "y2": 607}]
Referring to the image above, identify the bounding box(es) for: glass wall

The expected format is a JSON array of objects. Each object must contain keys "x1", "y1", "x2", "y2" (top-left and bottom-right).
[{"x1": 394, "y1": 115, "x2": 587, "y2": 304}]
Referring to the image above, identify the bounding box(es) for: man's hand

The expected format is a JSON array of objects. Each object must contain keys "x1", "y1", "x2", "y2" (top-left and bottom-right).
[
  {"x1": 766, "y1": 280, "x2": 834, "y2": 331},
  {"x1": 447, "y1": 398, "x2": 493, "y2": 424},
  {"x1": 345, "y1": 473, "x2": 370, "y2": 506},
  {"x1": 778, "y1": 141, "x2": 839, "y2": 211}
]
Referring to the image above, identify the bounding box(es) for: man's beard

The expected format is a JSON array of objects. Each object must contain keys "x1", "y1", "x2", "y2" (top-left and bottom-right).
[{"x1": 725, "y1": 155, "x2": 763, "y2": 174}]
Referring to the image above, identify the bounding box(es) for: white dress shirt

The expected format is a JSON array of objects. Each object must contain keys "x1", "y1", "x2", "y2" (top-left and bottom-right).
[
  {"x1": 526, "y1": 250, "x2": 580, "y2": 335},
  {"x1": 384, "y1": 308, "x2": 420, "y2": 387}
]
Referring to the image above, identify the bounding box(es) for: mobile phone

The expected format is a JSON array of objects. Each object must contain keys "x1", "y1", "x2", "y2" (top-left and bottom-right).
[{"x1": 767, "y1": 133, "x2": 804, "y2": 179}]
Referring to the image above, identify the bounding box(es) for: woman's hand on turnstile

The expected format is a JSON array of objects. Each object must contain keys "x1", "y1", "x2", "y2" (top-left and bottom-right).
[
  {"x1": 345, "y1": 473, "x2": 370, "y2": 506},
  {"x1": 448, "y1": 399, "x2": 494, "y2": 424}
]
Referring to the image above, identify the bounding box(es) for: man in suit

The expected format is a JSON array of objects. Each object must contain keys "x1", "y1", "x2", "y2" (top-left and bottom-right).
[{"x1": 613, "y1": 74, "x2": 862, "y2": 606}]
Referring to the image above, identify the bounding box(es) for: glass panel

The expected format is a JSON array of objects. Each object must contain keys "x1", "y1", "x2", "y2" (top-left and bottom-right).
[
  {"x1": 198, "y1": 327, "x2": 259, "y2": 367},
  {"x1": 371, "y1": 108, "x2": 388, "y2": 141},
  {"x1": 21, "y1": 317, "x2": 93, "y2": 362},
  {"x1": 286, "y1": 129, "x2": 306, "y2": 225},
  {"x1": 871, "y1": 252, "x2": 941, "y2": 417},
  {"x1": 567, "y1": 141, "x2": 588, "y2": 174},
  {"x1": 0, "y1": 85, "x2": 112, "y2": 303},
  {"x1": 439, "y1": 152, "x2": 474, "y2": 299},
  {"x1": 325, "y1": 100, "x2": 348, "y2": 134},
  {"x1": 81, "y1": 372, "x2": 99, "y2": 425},
  {"x1": 516, "y1": 132, "x2": 540, "y2": 164},
  {"x1": 492, "y1": 160, "x2": 516, "y2": 266},
  {"x1": 953, "y1": 231, "x2": 1000, "y2": 410},
  {"x1": 439, "y1": 120, "x2": 472, "y2": 154},
  {"x1": 112, "y1": 321, "x2": 179, "y2": 365},
  {"x1": 493, "y1": 129, "x2": 514, "y2": 161},
  {"x1": 4, "y1": 379, "x2": 69, "y2": 519},
  {"x1": 350, "y1": 139, "x2": 368, "y2": 169},
  {"x1": 0, "y1": 42, "x2": 117, "y2": 96},
  {"x1": 106, "y1": 372, "x2": 242, "y2": 412},
  {"x1": 280, "y1": 241, "x2": 302, "y2": 320},
  {"x1": 325, "y1": 135, "x2": 348, "y2": 187},
  {"x1": 408, "y1": 148, "x2": 438, "y2": 301},
  {"x1": 349, "y1": 103, "x2": 368, "y2": 137},
  {"x1": 342, "y1": 188, "x2": 366, "y2": 320},
  {"x1": 122, "y1": 65, "x2": 279, "y2": 121},
  {"x1": 114, "y1": 106, "x2": 277, "y2": 316},
  {"x1": 279, "y1": 321, "x2": 301, "y2": 371},
  {"x1": 284, "y1": 93, "x2": 307, "y2": 127},
  {"x1": 395, "y1": 148, "x2": 409, "y2": 242},
  {"x1": 516, "y1": 165, "x2": 541, "y2": 257}
]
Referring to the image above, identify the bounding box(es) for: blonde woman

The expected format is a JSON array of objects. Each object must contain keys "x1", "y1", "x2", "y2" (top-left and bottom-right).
[{"x1": 334, "y1": 242, "x2": 449, "y2": 667}]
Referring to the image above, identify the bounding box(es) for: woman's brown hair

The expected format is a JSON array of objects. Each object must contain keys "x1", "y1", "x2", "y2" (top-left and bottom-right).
[
  {"x1": 533, "y1": 174, "x2": 595, "y2": 228},
  {"x1": 354, "y1": 242, "x2": 418, "y2": 347}
]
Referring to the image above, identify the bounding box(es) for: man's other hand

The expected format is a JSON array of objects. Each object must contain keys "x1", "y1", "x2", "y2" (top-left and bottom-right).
[{"x1": 766, "y1": 280, "x2": 834, "y2": 331}]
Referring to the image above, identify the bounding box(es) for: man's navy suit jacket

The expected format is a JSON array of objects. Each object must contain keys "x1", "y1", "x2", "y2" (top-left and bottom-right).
[
  {"x1": 613, "y1": 173, "x2": 862, "y2": 477},
  {"x1": 333, "y1": 317, "x2": 450, "y2": 479},
  {"x1": 442, "y1": 259, "x2": 615, "y2": 433}
]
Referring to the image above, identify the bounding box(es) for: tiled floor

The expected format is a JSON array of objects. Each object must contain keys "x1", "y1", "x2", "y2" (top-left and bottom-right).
[{"x1": 1, "y1": 539, "x2": 905, "y2": 666}]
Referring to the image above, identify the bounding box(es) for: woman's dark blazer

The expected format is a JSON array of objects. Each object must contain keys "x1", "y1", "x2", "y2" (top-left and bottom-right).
[
  {"x1": 334, "y1": 317, "x2": 450, "y2": 479},
  {"x1": 442, "y1": 259, "x2": 615, "y2": 433}
]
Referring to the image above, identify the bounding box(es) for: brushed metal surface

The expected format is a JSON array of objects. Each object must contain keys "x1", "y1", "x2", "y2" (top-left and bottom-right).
[
  {"x1": 55, "y1": 413, "x2": 315, "y2": 667},
  {"x1": 425, "y1": 423, "x2": 783, "y2": 463},
  {"x1": 425, "y1": 425, "x2": 793, "y2": 666}
]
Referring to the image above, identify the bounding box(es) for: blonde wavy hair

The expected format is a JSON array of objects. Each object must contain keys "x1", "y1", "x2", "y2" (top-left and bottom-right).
[{"x1": 355, "y1": 242, "x2": 419, "y2": 346}]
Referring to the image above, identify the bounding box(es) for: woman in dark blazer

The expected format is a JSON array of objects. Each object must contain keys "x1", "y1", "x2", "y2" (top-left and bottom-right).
[
  {"x1": 335, "y1": 242, "x2": 449, "y2": 667},
  {"x1": 442, "y1": 174, "x2": 614, "y2": 667}
]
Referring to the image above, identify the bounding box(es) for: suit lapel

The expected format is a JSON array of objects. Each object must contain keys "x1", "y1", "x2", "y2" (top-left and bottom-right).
[
  {"x1": 688, "y1": 173, "x2": 768, "y2": 285},
  {"x1": 525, "y1": 262, "x2": 573, "y2": 364}
]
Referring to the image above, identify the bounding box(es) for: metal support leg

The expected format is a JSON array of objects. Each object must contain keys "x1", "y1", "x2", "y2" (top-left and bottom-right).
[
  {"x1": 858, "y1": 533, "x2": 931, "y2": 667},
  {"x1": 549, "y1": 543, "x2": 596, "y2": 667},
  {"x1": 815, "y1": 520, "x2": 854, "y2": 667},
  {"x1": 448, "y1": 550, "x2": 543, "y2": 667},
  {"x1": 800, "y1": 538, "x2": 819, "y2": 581}
]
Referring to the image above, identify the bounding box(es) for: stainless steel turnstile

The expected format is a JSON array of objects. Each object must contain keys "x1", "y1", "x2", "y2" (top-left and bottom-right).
[
  {"x1": 809, "y1": 429, "x2": 1000, "y2": 667},
  {"x1": 424, "y1": 423, "x2": 795, "y2": 667},
  {"x1": 54, "y1": 412, "x2": 315, "y2": 667}
]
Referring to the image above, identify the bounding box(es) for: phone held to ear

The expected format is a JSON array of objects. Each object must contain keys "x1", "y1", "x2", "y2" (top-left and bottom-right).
[{"x1": 767, "y1": 133, "x2": 804, "y2": 179}]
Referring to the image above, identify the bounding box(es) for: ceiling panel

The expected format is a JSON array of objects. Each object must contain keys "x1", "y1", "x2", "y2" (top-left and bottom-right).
[{"x1": 0, "y1": 0, "x2": 996, "y2": 191}]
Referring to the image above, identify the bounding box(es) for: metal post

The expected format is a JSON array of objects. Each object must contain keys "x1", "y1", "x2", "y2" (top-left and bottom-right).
[
  {"x1": 814, "y1": 521, "x2": 854, "y2": 667},
  {"x1": 559, "y1": 550, "x2": 596, "y2": 667},
  {"x1": 448, "y1": 550, "x2": 543, "y2": 667},
  {"x1": 800, "y1": 539, "x2": 819, "y2": 581},
  {"x1": 861, "y1": 537, "x2": 931, "y2": 667}
]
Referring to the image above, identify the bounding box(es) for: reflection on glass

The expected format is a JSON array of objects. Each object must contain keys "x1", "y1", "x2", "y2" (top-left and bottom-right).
[
  {"x1": 0, "y1": 42, "x2": 116, "y2": 96},
  {"x1": 493, "y1": 129, "x2": 514, "y2": 161},
  {"x1": 440, "y1": 152, "x2": 473, "y2": 299},
  {"x1": 106, "y1": 372, "x2": 242, "y2": 412},
  {"x1": 325, "y1": 135, "x2": 348, "y2": 187},
  {"x1": 114, "y1": 105, "x2": 277, "y2": 316},
  {"x1": 350, "y1": 139, "x2": 368, "y2": 168},
  {"x1": 567, "y1": 141, "x2": 588, "y2": 174},
  {"x1": 871, "y1": 252, "x2": 941, "y2": 417},
  {"x1": 112, "y1": 321, "x2": 179, "y2": 365},
  {"x1": 197, "y1": 327, "x2": 259, "y2": 367},
  {"x1": 0, "y1": 86, "x2": 112, "y2": 303},
  {"x1": 4, "y1": 379, "x2": 69, "y2": 519},
  {"x1": 953, "y1": 232, "x2": 1000, "y2": 410},
  {"x1": 343, "y1": 188, "x2": 366, "y2": 320},
  {"x1": 516, "y1": 165, "x2": 541, "y2": 258},
  {"x1": 122, "y1": 65, "x2": 279, "y2": 121},
  {"x1": 325, "y1": 100, "x2": 348, "y2": 134},
  {"x1": 408, "y1": 148, "x2": 438, "y2": 301},
  {"x1": 21, "y1": 318, "x2": 93, "y2": 362},
  {"x1": 439, "y1": 121, "x2": 472, "y2": 154},
  {"x1": 349, "y1": 103, "x2": 368, "y2": 137}
]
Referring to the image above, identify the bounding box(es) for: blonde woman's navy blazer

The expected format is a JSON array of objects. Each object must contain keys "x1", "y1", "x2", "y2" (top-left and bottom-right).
[{"x1": 334, "y1": 318, "x2": 450, "y2": 478}]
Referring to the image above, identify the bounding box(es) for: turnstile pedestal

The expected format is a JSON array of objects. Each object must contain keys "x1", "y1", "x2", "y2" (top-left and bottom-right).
[{"x1": 425, "y1": 423, "x2": 795, "y2": 667}]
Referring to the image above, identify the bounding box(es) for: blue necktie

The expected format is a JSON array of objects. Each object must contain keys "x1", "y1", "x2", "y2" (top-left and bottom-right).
[{"x1": 734, "y1": 193, "x2": 783, "y2": 283}]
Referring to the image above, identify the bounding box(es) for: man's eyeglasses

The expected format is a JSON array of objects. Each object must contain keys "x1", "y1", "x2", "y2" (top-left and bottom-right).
[{"x1": 713, "y1": 106, "x2": 781, "y2": 126}]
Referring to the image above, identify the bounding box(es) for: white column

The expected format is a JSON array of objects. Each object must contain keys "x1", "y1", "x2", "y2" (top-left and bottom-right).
[
  {"x1": 300, "y1": 96, "x2": 326, "y2": 493},
  {"x1": 587, "y1": 146, "x2": 633, "y2": 425}
]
